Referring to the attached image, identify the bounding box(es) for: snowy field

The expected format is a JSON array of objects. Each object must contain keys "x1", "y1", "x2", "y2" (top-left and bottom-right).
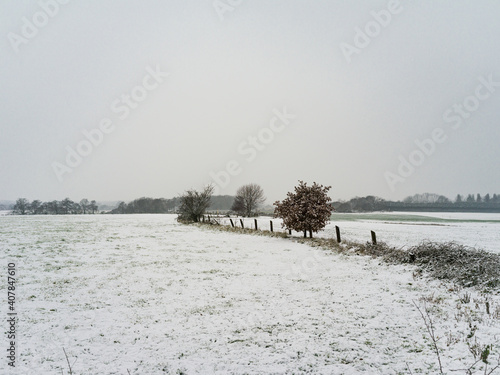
[
  {"x1": 219, "y1": 212, "x2": 500, "y2": 254},
  {"x1": 324, "y1": 212, "x2": 500, "y2": 254},
  {"x1": 1, "y1": 214, "x2": 500, "y2": 374}
]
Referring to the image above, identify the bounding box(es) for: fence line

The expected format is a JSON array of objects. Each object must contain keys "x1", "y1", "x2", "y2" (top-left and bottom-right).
[{"x1": 202, "y1": 215, "x2": 379, "y2": 245}]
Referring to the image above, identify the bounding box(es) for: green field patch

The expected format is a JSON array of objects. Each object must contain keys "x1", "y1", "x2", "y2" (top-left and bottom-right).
[{"x1": 331, "y1": 213, "x2": 500, "y2": 224}]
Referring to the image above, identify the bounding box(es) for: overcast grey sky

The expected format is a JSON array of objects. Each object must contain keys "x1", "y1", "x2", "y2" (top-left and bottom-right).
[{"x1": 1, "y1": 1, "x2": 499, "y2": 203}]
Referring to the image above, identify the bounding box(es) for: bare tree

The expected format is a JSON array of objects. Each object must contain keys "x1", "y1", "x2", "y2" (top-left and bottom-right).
[
  {"x1": 71, "y1": 202, "x2": 82, "y2": 214},
  {"x1": 13, "y1": 198, "x2": 29, "y2": 215},
  {"x1": 274, "y1": 181, "x2": 333, "y2": 238},
  {"x1": 89, "y1": 200, "x2": 98, "y2": 214},
  {"x1": 48, "y1": 200, "x2": 59, "y2": 214},
  {"x1": 80, "y1": 199, "x2": 89, "y2": 214},
  {"x1": 177, "y1": 185, "x2": 214, "y2": 222},
  {"x1": 61, "y1": 198, "x2": 74, "y2": 214},
  {"x1": 29, "y1": 200, "x2": 42, "y2": 214},
  {"x1": 230, "y1": 195, "x2": 245, "y2": 216},
  {"x1": 231, "y1": 183, "x2": 266, "y2": 217}
]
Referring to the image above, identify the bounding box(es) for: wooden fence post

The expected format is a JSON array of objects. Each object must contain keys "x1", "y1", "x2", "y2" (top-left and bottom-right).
[
  {"x1": 335, "y1": 226, "x2": 341, "y2": 243},
  {"x1": 270, "y1": 221, "x2": 273, "y2": 232},
  {"x1": 229, "y1": 218, "x2": 234, "y2": 228},
  {"x1": 254, "y1": 219, "x2": 258, "y2": 230},
  {"x1": 371, "y1": 230, "x2": 377, "y2": 245},
  {"x1": 240, "y1": 219, "x2": 244, "y2": 228},
  {"x1": 288, "y1": 229, "x2": 292, "y2": 235}
]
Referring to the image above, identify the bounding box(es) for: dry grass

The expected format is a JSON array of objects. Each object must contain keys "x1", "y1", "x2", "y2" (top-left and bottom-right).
[
  {"x1": 341, "y1": 240, "x2": 500, "y2": 291},
  {"x1": 195, "y1": 221, "x2": 289, "y2": 239}
]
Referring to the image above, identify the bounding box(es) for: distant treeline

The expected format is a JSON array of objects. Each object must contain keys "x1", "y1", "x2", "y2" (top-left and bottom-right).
[
  {"x1": 333, "y1": 193, "x2": 500, "y2": 213},
  {"x1": 12, "y1": 198, "x2": 98, "y2": 215},
  {"x1": 11, "y1": 192, "x2": 500, "y2": 215},
  {"x1": 9, "y1": 195, "x2": 236, "y2": 215},
  {"x1": 111, "y1": 197, "x2": 178, "y2": 214},
  {"x1": 110, "y1": 195, "x2": 235, "y2": 214}
]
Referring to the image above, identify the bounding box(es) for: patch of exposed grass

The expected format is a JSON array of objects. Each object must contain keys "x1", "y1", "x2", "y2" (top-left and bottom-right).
[
  {"x1": 342, "y1": 240, "x2": 500, "y2": 291},
  {"x1": 194, "y1": 221, "x2": 289, "y2": 239}
]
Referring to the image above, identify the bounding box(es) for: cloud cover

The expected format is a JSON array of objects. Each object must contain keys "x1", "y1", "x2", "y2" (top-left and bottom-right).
[{"x1": 1, "y1": 0, "x2": 499, "y2": 203}]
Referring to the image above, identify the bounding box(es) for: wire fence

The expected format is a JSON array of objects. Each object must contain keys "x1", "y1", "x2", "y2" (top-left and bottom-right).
[{"x1": 202, "y1": 215, "x2": 378, "y2": 244}]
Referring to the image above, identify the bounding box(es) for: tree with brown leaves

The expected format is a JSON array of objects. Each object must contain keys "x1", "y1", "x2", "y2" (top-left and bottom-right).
[{"x1": 274, "y1": 181, "x2": 333, "y2": 238}]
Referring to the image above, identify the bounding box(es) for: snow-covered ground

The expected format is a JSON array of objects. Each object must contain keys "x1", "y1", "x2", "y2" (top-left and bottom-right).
[
  {"x1": 324, "y1": 212, "x2": 500, "y2": 253},
  {"x1": 1, "y1": 214, "x2": 500, "y2": 374},
  {"x1": 219, "y1": 212, "x2": 500, "y2": 254}
]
